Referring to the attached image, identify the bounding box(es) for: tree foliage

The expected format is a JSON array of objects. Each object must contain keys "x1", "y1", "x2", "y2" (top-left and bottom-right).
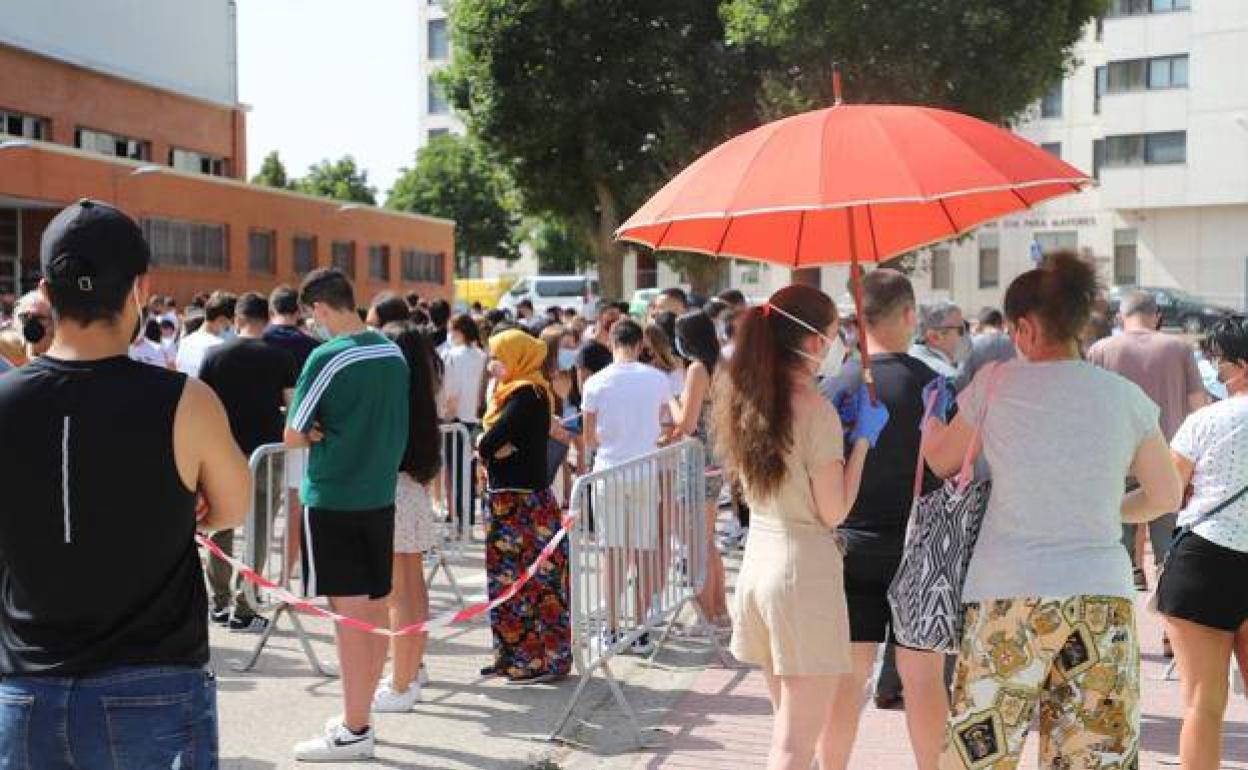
[
  {"x1": 251, "y1": 151, "x2": 291, "y2": 189},
  {"x1": 387, "y1": 134, "x2": 520, "y2": 275},
  {"x1": 293, "y1": 156, "x2": 377, "y2": 205},
  {"x1": 519, "y1": 216, "x2": 596, "y2": 275},
  {"x1": 721, "y1": 0, "x2": 1107, "y2": 123},
  {"x1": 442, "y1": 0, "x2": 761, "y2": 299}
]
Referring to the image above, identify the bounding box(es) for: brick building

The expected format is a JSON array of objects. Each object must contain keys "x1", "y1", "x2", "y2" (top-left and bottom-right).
[{"x1": 0, "y1": 1, "x2": 452, "y2": 303}]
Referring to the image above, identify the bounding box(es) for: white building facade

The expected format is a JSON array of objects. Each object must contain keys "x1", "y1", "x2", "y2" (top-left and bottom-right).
[{"x1": 417, "y1": 0, "x2": 466, "y2": 148}]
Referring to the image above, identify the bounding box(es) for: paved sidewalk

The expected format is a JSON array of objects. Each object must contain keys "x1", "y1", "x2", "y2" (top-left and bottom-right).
[{"x1": 639, "y1": 595, "x2": 1248, "y2": 770}]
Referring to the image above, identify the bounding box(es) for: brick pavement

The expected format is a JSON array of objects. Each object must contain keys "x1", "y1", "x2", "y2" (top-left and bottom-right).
[{"x1": 639, "y1": 596, "x2": 1248, "y2": 770}]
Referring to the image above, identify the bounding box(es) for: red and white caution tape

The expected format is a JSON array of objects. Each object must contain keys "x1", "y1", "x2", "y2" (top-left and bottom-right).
[{"x1": 194, "y1": 510, "x2": 576, "y2": 638}]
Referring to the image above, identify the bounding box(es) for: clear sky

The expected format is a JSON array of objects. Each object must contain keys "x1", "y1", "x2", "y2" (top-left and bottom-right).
[{"x1": 236, "y1": 0, "x2": 422, "y2": 199}]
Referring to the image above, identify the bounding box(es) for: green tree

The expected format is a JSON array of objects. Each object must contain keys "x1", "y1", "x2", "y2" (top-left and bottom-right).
[
  {"x1": 442, "y1": 0, "x2": 761, "y2": 300},
  {"x1": 387, "y1": 134, "x2": 520, "y2": 277},
  {"x1": 293, "y1": 156, "x2": 377, "y2": 205},
  {"x1": 519, "y1": 216, "x2": 595, "y2": 275},
  {"x1": 721, "y1": 0, "x2": 1107, "y2": 123},
  {"x1": 251, "y1": 150, "x2": 291, "y2": 189}
]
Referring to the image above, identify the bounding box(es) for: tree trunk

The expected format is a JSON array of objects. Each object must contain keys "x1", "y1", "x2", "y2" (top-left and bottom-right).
[
  {"x1": 589, "y1": 180, "x2": 626, "y2": 301},
  {"x1": 791, "y1": 267, "x2": 821, "y2": 288},
  {"x1": 687, "y1": 255, "x2": 729, "y2": 299}
]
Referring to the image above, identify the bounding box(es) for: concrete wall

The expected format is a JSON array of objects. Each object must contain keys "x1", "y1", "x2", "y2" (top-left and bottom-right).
[{"x1": 0, "y1": 0, "x2": 238, "y2": 105}]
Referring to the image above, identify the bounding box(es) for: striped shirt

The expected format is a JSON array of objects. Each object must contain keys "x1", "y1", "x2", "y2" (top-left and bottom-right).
[{"x1": 288, "y1": 330, "x2": 409, "y2": 510}]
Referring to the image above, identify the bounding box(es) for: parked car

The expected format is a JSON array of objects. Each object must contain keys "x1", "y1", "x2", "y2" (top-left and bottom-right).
[
  {"x1": 629, "y1": 288, "x2": 661, "y2": 318},
  {"x1": 1108, "y1": 285, "x2": 1236, "y2": 333},
  {"x1": 498, "y1": 275, "x2": 600, "y2": 320}
]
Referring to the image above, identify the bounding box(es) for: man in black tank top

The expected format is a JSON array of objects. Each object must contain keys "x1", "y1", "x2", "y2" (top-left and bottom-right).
[{"x1": 0, "y1": 200, "x2": 251, "y2": 770}]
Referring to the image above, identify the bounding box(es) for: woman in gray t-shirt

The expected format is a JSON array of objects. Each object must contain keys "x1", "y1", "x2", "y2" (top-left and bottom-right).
[{"x1": 923, "y1": 253, "x2": 1182, "y2": 770}]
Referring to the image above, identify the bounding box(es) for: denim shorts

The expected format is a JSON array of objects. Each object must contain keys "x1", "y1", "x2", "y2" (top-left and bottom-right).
[{"x1": 0, "y1": 664, "x2": 218, "y2": 770}]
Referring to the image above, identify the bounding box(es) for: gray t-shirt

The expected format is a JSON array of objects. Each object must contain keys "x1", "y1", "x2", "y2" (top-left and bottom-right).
[{"x1": 958, "y1": 359, "x2": 1160, "y2": 601}]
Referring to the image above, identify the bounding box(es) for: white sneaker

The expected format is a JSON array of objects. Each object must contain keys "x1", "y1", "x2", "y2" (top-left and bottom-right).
[
  {"x1": 372, "y1": 679, "x2": 421, "y2": 712},
  {"x1": 418, "y1": 664, "x2": 430, "y2": 686},
  {"x1": 294, "y1": 721, "x2": 374, "y2": 762},
  {"x1": 629, "y1": 632, "x2": 655, "y2": 656}
]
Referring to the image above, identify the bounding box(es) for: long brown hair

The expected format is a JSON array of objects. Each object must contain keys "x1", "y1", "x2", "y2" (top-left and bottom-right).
[{"x1": 713, "y1": 285, "x2": 836, "y2": 498}]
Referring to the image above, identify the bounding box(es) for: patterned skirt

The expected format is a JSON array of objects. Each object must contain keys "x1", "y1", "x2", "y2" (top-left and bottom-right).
[{"x1": 485, "y1": 489, "x2": 572, "y2": 679}]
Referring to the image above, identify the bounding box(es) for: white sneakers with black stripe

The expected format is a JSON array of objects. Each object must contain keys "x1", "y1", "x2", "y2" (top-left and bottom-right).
[{"x1": 294, "y1": 721, "x2": 374, "y2": 762}]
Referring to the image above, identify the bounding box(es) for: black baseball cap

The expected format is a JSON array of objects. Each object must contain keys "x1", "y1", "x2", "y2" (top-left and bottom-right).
[{"x1": 40, "y1": 199, "x2": 149, "y2": 294}]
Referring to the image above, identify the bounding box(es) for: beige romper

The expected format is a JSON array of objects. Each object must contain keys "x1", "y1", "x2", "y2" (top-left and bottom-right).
[{"x1": 729, "y1": 397, "x2": 852, "y2": 676}]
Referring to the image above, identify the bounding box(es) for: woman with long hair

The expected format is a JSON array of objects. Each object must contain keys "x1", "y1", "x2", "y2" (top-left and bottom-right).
[
  {"x1": 373, "y1": 322, "x2": 444, "y2": 711},
  {"x1": 715, "y1": 284, "x2": 887, "y2": 770},
  {"x1": 670, "y1": 310, "x2": 730, "y2": 627},
  {"x1": 477, "y1": 329, "x2": 572, "y2": 683},
  {"x1": 1152, "y1": 317, "x2": 1248, "y2": 770},
  {"x1": 924, "y1": 253, "x2": 1181, "y2": 769}
]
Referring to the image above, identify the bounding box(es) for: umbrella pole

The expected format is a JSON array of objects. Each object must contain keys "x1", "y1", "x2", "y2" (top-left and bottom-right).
[{"x1": 846, "y1": 209, "x2": 877, "y2": 403}]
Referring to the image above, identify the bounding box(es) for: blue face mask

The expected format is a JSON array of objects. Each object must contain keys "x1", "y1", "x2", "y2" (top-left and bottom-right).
[{"x1": 557, "y1": 348, "x2": 577, "y2": 371}]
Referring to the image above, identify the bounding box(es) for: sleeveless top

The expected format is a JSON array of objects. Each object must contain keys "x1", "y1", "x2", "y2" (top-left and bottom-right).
[{"x1": 0, "y1": 355, "x2": 205, "y2": 675}]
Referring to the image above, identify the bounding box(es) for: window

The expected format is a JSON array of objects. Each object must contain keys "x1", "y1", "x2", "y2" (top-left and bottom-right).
[
  {"x1": 170, "y1": 148, "x2": 227, "y2": 176},
  {"x1": 1107, "y1": 55, "x2": 1189, "y2": 93},
  {"x1": 1093, "y1": 139, "x2": 1106, "y2": 179},
  {"x1": 427, "y1": 75, "x2": 449, "y2": 115},
  {"x1": 141, "y1": 218, "x2": 228, "y2": 271},
  {"x1": 401, "y1": 249, "x2": 445, "y2": 283},
  {"x1": 978, "y1": 233, "x2": 1000, "y2": 289},
  {"x1": 1035, "y1": 231, "x2": 1078, "y2": 256},
  {"x1": 248, "y1": 229, "x2": 276, "y2": 274},
  {"x1": 636, "y1": 248, "x2": 657, "y2": 289},
  {"x1": 75, "y1": 128, "x2": 149, "y2": 160},
  {"x1": 428, "y1": 18, "x2": 449, "y2": 60},
  {"x1": 1102, "y1": 131, "x2": 1186, "y2": 168},
  {"x1": 1040, "y1": 83, "x2": 1063, "y2": 119},
  {"x1": 1113, "y1": 229, "x2": 1138, "y2": 286},
  {"x1": 1094, "y1": 66, "x2": 1108, "y2": 114},
  {"x1": 1040, "y1": 142, "x2": 1062, "y2": 159},
  {"x1": 0, "y1": 107, "x2": 48, "y2": 140},
  {"x1": 368, "y1": 244, "x2": 391, "y2": 281},
  {"x1": 930, "y1": 247, "x2": 951, "y2": 291},
  {"x1": 427, "y1": 128, "x2": 449, "y2": 142},
  {"x1": 332, "y1": 240, "x2": 356, "y2": 277},
  {"x1": 293, "y1": 235, "x2": 317, "y2": 275},
  {"x1": 1108, "y1": 0, "x2": 1188, "y2": 15}
]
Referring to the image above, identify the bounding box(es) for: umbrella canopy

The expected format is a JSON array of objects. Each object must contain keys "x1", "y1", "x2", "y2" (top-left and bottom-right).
[{"x1": 617, "y1": 104, "x2": 1091, "y2": 267}]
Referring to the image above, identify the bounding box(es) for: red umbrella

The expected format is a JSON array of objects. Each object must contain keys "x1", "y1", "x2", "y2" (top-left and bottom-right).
[{"x1": 618, "y1": 86, "x2": 1092, "y2": 390}]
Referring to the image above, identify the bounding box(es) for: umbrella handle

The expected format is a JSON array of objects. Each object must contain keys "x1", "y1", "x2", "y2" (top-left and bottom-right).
[{"x1": 849, "y1": 246, "x2": 878, "y2": 405}]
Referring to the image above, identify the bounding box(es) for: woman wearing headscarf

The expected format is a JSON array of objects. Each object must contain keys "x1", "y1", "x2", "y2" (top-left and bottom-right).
[{"x1": 477, "y1": 329, "x2": 572, "y2": 684}]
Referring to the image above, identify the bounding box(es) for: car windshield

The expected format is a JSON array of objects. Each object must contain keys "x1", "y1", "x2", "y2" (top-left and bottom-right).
[{"x1": 534, "y1": 279, "x2": 589, "y2": 298}]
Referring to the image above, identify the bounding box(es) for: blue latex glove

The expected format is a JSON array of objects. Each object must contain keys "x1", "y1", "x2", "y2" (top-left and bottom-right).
[
  {"x1": 848, "y1": 384, "x2": 890, "y2": 448},
  {"x1": 830, "y1": 387, "x2": 857, "y2": 430},
  {"x1": 921, "y1": 376, "x2": 956, "y2": 423}
]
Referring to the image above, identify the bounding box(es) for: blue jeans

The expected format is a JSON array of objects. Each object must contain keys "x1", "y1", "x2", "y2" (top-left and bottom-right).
[{"x1": 0, "y1": 665, "x2": 217, "y2": 770}]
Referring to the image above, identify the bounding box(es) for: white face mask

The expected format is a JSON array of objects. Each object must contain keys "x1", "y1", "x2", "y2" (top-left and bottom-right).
[
  {"x1": 768, "y1": 303, "x2": 845, "y2": 379},
  {"x1": 953, "y1": 334, "x2": 972, "y2": 365}
]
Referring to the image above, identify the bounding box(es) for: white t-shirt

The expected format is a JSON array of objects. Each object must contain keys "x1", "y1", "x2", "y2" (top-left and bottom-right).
[
  {"x1": 129, "y1": 339, "x2": 167, "y2": 368},
  {"x1": 1172, "y1": 397, "x2": 1248, "y2": 552},
  {"x1": 957, "y1": 359, "x2": 1160, "y2": 601},
  {"x1": 440, "y1": 343, "x2": 487, "y2": 424},
  {"x1": 174, "y1": 329, "x2": 224, "y2": 378},
  {"x1": 583, "y1": 361, "x2": 669, "y2": 470}
]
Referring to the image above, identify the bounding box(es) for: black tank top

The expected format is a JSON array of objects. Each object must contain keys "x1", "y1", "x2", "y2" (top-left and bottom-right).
[{"x1": 0, "y1": 355, "x2": 206, "y2": 675}]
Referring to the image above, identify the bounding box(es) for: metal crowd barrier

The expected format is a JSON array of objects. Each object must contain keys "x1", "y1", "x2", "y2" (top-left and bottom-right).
[
  {"x1": 548, "y1": 439, "x2": 729, "y2": 745},
  {"x1": 231, "y1": 425, "x2": 478, "y2": 677}
]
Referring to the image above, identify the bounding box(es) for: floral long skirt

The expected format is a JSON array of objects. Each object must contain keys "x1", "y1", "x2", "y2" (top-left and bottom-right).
[{"x1": 485, "y1": 489, "x2": 572, "y2": 679}]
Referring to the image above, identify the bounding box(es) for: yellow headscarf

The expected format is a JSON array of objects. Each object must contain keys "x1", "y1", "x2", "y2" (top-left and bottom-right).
[{"x1": 483, "y1": 329, "x2": 554, "y2": 429}]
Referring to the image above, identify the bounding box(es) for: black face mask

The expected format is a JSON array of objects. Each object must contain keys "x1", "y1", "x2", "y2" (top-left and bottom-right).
[{"x1": 21, "y1": 317, "x2": 46, "y2": 345}]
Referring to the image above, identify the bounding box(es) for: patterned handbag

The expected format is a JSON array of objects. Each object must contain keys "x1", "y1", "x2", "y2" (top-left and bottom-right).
[{"x1": 888, "y1": 365, "x2": 1001, "y2": 654}]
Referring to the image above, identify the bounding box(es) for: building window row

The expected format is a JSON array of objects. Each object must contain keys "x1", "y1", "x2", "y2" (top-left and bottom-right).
[
  {"x1": 0, "y1": 107, "x2": 49, "y2": 140},
  {"x1": 76, "y1": 127, "x2": 149, "y2": 161},
  {"x1": 332, "y1": 240, "x2": 357, "y2": 277},
  {"x1": 402, "y1": 249, "x2": 445, "y2": 284},
  {"x1": 428, "y1": 18, "x2": 449, "y2": 60},
  {"x1": 293, "y1": 235, "x2": 318, "y2": 275},
  {"x1": 427, "y1": 75, "x2": 450, "y2": 115},
  {"x1": 1107, "y1": 0, "x2": 1189, "y2": 16},
  {"x1": 1094, "y1": 130, "x2": 1186, "y2": 176},
  {"x1": 248, "y1": 229, "x2": 277, "y2": 274},
  {"x1": 1107, "y1": 54, "x2": 1188, "y2": 93},
  {"x1": 369, "y1": 244, "x2": 392, "y2": 281},
  {"x1": 171, "y1": 147, "x2": 228, "y2": 177},
  {"x1": 1040, "y1": 83, "x2": 1063, "y2": 119},
  {"x1": 142, "y1": 218, "x2": 228, "y2": 271}
]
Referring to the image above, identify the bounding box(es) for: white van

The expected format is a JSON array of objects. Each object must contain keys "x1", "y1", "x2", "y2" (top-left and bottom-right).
[{"x1": 498, "y1": 275, "x2": 601, "y2": 320}]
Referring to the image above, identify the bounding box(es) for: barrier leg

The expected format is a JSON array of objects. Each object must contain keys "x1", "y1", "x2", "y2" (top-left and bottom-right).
[
  {"x1": 233, "y1": 601, "x2": 337, "y2": 678},
  {"x1": 546, "y1": 657, "x2": 656, "y2": 747},
  {"x1": 425, "y1": 549, "x2": 468, "y2": 610}
]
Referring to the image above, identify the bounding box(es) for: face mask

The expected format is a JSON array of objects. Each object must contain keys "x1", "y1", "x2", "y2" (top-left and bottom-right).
[
  {"x1": 767, "y1": 302, "x2": 845, "y2": 379},
  {"x1": 220, "y1": 326, "x2": 237, "y2": 341},
  {"x1": 557, "y1": 348, "x2": 577, "y2": 371},
  {"x1": 953, "y1": 334, "x2": 972, "y2": 365},
  {"x1": 313, "y1": 323, "x2": 332, "y2": 341},
  {"x1": 21, "y1": 316, "x2": 46, "y2": 345}
]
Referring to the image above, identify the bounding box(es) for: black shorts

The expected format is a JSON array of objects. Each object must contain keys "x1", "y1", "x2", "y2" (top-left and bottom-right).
[
  {"x1": 843, "y1": 543, "x2": 903, "y2": 644},
  {"x1": 1155, "y1": 532, "x2": 1248, "y2": 632},
  {"x1": 301, "y1": 505, "x2": 395, "y2": 599}
]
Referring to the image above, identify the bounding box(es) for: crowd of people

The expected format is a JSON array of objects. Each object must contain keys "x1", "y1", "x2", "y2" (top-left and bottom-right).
[{"x1": 0, "y1": 199, "x2": 1245, "y2": 769}]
